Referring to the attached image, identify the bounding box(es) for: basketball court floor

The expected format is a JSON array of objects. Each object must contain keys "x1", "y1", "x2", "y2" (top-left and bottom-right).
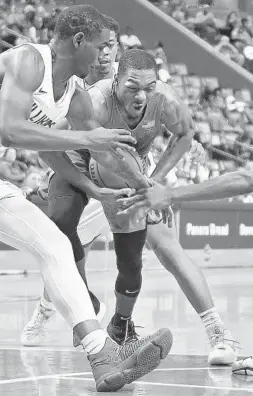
[{"x1": 0, "y1": 249, "x2": 253, "y2": 395}]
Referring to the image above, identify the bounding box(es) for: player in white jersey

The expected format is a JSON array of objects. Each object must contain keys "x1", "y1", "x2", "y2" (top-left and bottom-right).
[
  {"x1": 0, "y1": 5, "x2": 173, "y2": 392},
  {"x1": 24, "y1": 41, "x2": 239, "y2": 365}
]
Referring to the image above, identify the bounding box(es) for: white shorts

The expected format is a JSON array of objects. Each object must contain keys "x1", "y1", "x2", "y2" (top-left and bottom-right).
[{"x1": 77, "y1": 199, "x2": 111, "y2": 245}]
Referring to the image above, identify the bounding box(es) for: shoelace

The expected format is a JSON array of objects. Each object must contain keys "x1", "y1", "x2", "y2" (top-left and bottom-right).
[
  {"x1": 210, "y1": 331, "x2": 242, "y2": 350},
  {"x1": 123, "y1": 319, "x2": 144, "y2": 345}
]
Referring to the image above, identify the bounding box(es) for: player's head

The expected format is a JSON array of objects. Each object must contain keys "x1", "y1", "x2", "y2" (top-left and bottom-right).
[
  {"x1": 54, "y1": 5, "x2": 119, "y2": 78},
  {"x1": 89, "y1": 17, "x2": 119, "y2": 77},
  {"x1": 114, "y1": 49, "x2": 157, "y2": 119}
]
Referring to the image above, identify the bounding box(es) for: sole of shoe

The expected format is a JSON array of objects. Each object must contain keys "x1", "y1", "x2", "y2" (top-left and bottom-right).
[
  {"x1": 208, "y1": 353, "x2": 237, "y2": 366},
  {"x1": 96, "y1": 328, "x2": 173, "y2": 392},
  {"x1": 233, "y1": 367, "x2": 253, "y2": 375}
]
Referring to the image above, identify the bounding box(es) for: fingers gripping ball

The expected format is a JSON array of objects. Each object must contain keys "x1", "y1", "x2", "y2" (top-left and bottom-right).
[{"x1": 89, "y1": 150, "x2": 143, "y2": 189}]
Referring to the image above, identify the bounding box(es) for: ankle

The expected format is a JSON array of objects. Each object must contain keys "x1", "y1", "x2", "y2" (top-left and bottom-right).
[
  {"x1": 113, "y1": 313, "x2": 131, "y2": 326},
  {"x1": 74, "y1": 319, "x2": 101, "y2": 340}
]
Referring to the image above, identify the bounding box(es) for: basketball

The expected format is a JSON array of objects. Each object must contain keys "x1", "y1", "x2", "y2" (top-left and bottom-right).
[{"x1": 89, "y1": 150, "x2": 143, "y2": 189}]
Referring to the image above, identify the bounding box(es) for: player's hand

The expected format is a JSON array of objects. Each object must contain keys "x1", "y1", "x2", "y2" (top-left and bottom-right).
[
  {"x1": 91, "y1": 186, "x2": 135, "y2": 203},
  {"x1": 117, "y1": 181, "x2": 173, "y2": 219},
  {"x1": 148, "y1": 208, "x2": 173, "y2": 228},
  {"x1": 188, "y1": 139, "x2": 206, "y2": 165},
  {"x1": 88, "y1": 127, "x2": 137, "y2": 158},
  {"x1": 0, "y1": 160, "x2": 27, "y2": 183}
]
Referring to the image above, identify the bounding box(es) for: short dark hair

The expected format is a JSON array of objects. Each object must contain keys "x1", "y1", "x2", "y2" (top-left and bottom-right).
[
  {"x1": 106, "y1": 15, "x2": 120, "y2": 35},
  {"x1": 54, "y1": 5, "x2": 119, "y2": 41},
  {"x1": 118, "y1": 49, "x2": 157, "y2": 77}
]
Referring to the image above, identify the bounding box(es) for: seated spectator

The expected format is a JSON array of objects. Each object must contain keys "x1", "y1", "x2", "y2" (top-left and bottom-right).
[
  {"x1": 230, "y1": 18, "x2": 253, "y2": 48},
  {"x1": 120, "y1": 26, "x2": 142, "y2": 50},
  {"x1": 171, "y1": 4, "x2": 186, "y2": 24},
  {"x1": 154, "y1": 41, "x2": 170, "y2": 82},
  {"x1": 215, "y1": 35, "x2": 245, "y2": 66},
  {"x1": 241, "y1": 16, "x2": 253, "y2": 39},
  {"x1": 193, "y1": 6, "x2": 217, "y2": 43},
  {"x1": 219, "y1": 11, "x2": 240, "y2": 39}
]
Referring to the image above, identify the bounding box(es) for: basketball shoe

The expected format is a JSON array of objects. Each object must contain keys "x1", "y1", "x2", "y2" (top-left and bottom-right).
[
  {"x1": 89, "y1": 328, "x2": 173, "y2": 392},
  {"x1": 21, "y1": 293, "x2": 106, "y2": 347},
  {"x1": 107, "y1": 314, "x2": 140, "y2": 345},
  {"x1": 232, "y1": 357, "x2": 253, "y2": 375},
  {"x1": 208, "y1": 328, "x2": 240, "y2": 365}
]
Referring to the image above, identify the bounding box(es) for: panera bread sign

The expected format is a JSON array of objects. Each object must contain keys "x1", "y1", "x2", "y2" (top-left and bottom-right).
[
  {"x1": 179, "y1": 204, "x2": 253, "y2": 249},
  {"x1": 186, "y1": 223, "x2": 229, "y2": 237}
]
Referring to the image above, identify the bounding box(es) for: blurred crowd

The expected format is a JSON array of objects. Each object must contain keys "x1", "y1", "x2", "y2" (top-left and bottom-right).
[
  {"x1": 152, "y1": 0, "x2": 253, "y2": 73},
  {"x1": 0, "y1": 0, "x2": 253, "y2": 202}
]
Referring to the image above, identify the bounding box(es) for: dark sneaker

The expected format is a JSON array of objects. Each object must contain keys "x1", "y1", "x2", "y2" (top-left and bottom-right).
[
  {"x1": 107, "y1": 315, "x2": 140, "y2": 345},
  {"x1": 89, "y1": 328, "x2": 173, "y2": 392}
]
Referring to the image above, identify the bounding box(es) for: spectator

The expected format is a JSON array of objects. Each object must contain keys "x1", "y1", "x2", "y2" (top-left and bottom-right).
[
  {"x1": 154, "y1": 41, "x2": 170, "y2": 82},
  {"x1": 230, "y1": 18, "x2": 253, "y2": 48},
  {"x1": 120, "y1": 26, "x2": 142, "y2": 50},
  {"x1": 215, "y1": 35, "x2": 245, "y2": 66}
]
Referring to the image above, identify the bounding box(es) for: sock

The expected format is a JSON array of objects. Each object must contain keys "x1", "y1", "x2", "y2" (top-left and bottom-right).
[
  {"x1": 40, "y1": 296, "x2": 55, "y2": 311},
  {"x1": 200, "y1": 307, "x2": 226, "y2": 341},
  {"x1": 81, "y1": 329, "x2": 107, "y2": 355},
  {"x1": 115, "y1": 291, "x2": 138, "y2": 319}
]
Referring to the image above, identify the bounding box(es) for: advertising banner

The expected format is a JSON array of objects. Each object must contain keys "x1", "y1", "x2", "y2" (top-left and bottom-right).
[{"x1": 179, "y1": 201, "x2": 253, "y2": 249}]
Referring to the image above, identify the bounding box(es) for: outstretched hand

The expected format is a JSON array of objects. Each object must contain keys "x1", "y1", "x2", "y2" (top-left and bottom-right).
[{"x1": 116, "y1": 181, "x2": 174, "y2": 226}]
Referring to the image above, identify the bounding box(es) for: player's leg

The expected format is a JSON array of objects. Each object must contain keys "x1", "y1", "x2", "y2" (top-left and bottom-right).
[
  {"x1": 1, "y1": 188, "x2": 172, "y2": 391},
  {"x1": 147, "y1": 215, "x2": 239, "y2": 365},
  {"x1": 107, "y1": 228, "x2": 147, "y2": 344},
  {"x1": 21, "y1": 173, "x2": 103, "y2": 346},
  {"x1": 48, "y1": 173, "x2": 101, "y2": 313}
]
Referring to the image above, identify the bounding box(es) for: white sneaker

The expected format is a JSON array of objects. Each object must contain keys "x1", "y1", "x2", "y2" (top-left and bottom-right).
[
  {"x1": 73, "y1": 301, "x2": 107, "y2": 349},
  {"x1": 232, "y1": 357, "x2": 253, "y2": 375},
  {"x1": 208, "y1": 329, "x2": 240, "y2": 365},
  {"x1": 21, "y1": 299, "x2": 56, "y2": 347}
]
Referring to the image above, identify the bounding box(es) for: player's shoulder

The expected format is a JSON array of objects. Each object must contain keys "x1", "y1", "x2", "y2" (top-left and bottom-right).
[
  {"x1": 3, "y1": 44, "x2": 45, "y2": 89},
  {"x1": 88, "y1": 78, "x2": 114, "y2": 98}
]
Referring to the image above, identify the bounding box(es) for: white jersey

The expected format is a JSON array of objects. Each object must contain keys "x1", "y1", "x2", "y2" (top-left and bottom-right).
[
  {"x1": 28, "y1": 44, "x2": 76, "y2": 126},
  {"x1": 0, "y1": 43, "x2": 77, "y2": 200}
]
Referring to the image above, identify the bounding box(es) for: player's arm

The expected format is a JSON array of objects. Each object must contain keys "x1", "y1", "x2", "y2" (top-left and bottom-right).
[
  {"x1": 0, "y1": 46, "x2": 135, "y2": 152},
  {"x1": 151, "y1": 82, "x2": 194, "y2": 182},
  {"x1": 116, "y1": 170, "x2": 253, "y2": 217},
  {"x1": 171, "y1": 170, "x2": 253, "y2": 203},
  {"x1": 40, "y1": 87, "x2": 133, "y2": 200}
]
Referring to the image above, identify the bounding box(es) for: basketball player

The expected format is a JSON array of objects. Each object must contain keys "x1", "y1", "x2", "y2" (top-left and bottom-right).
[
  {"x1": 0, "y1": 6, "x2": 173, "y2": 392},
  {"x1": 24, "y1": 47, "x2": 238, "y2": 365},
  {"x1": 118, "y1": 168, "x2": 253, "y2": 374},
  {"x1": 76, "y1": 50, "x2": 240, "y2": 366}
]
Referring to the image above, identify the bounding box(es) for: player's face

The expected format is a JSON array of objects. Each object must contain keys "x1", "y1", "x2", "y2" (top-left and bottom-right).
[
  {"x1": 74, "y1": 28, "x2": 111, "y2": 78},
  {"x1": 91, "y1": 30, "x2": 118, "y2": 75},
  {"x1": 116, "y1": 69, "x2": 157, "y2": 119}
]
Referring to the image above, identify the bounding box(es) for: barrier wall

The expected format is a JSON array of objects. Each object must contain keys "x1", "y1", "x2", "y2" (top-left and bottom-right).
[
  {"x1": 76, "y1": 0, "x2": 253, "y2": 94},
  {"x1": 179, "y1": 201, "x2": 253, "y2": 249}
]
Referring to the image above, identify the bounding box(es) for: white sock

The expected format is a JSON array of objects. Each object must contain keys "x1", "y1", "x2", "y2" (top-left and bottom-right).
[
  {"x1": 199, "y1": 307, "x2": 225, "y2": 341},
  {"x1": 40, "y1": 296, "x2": 55, "y2": 311},
  {"x1": 81, "y1": 330, "x2": 108, "y2": 355}
]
